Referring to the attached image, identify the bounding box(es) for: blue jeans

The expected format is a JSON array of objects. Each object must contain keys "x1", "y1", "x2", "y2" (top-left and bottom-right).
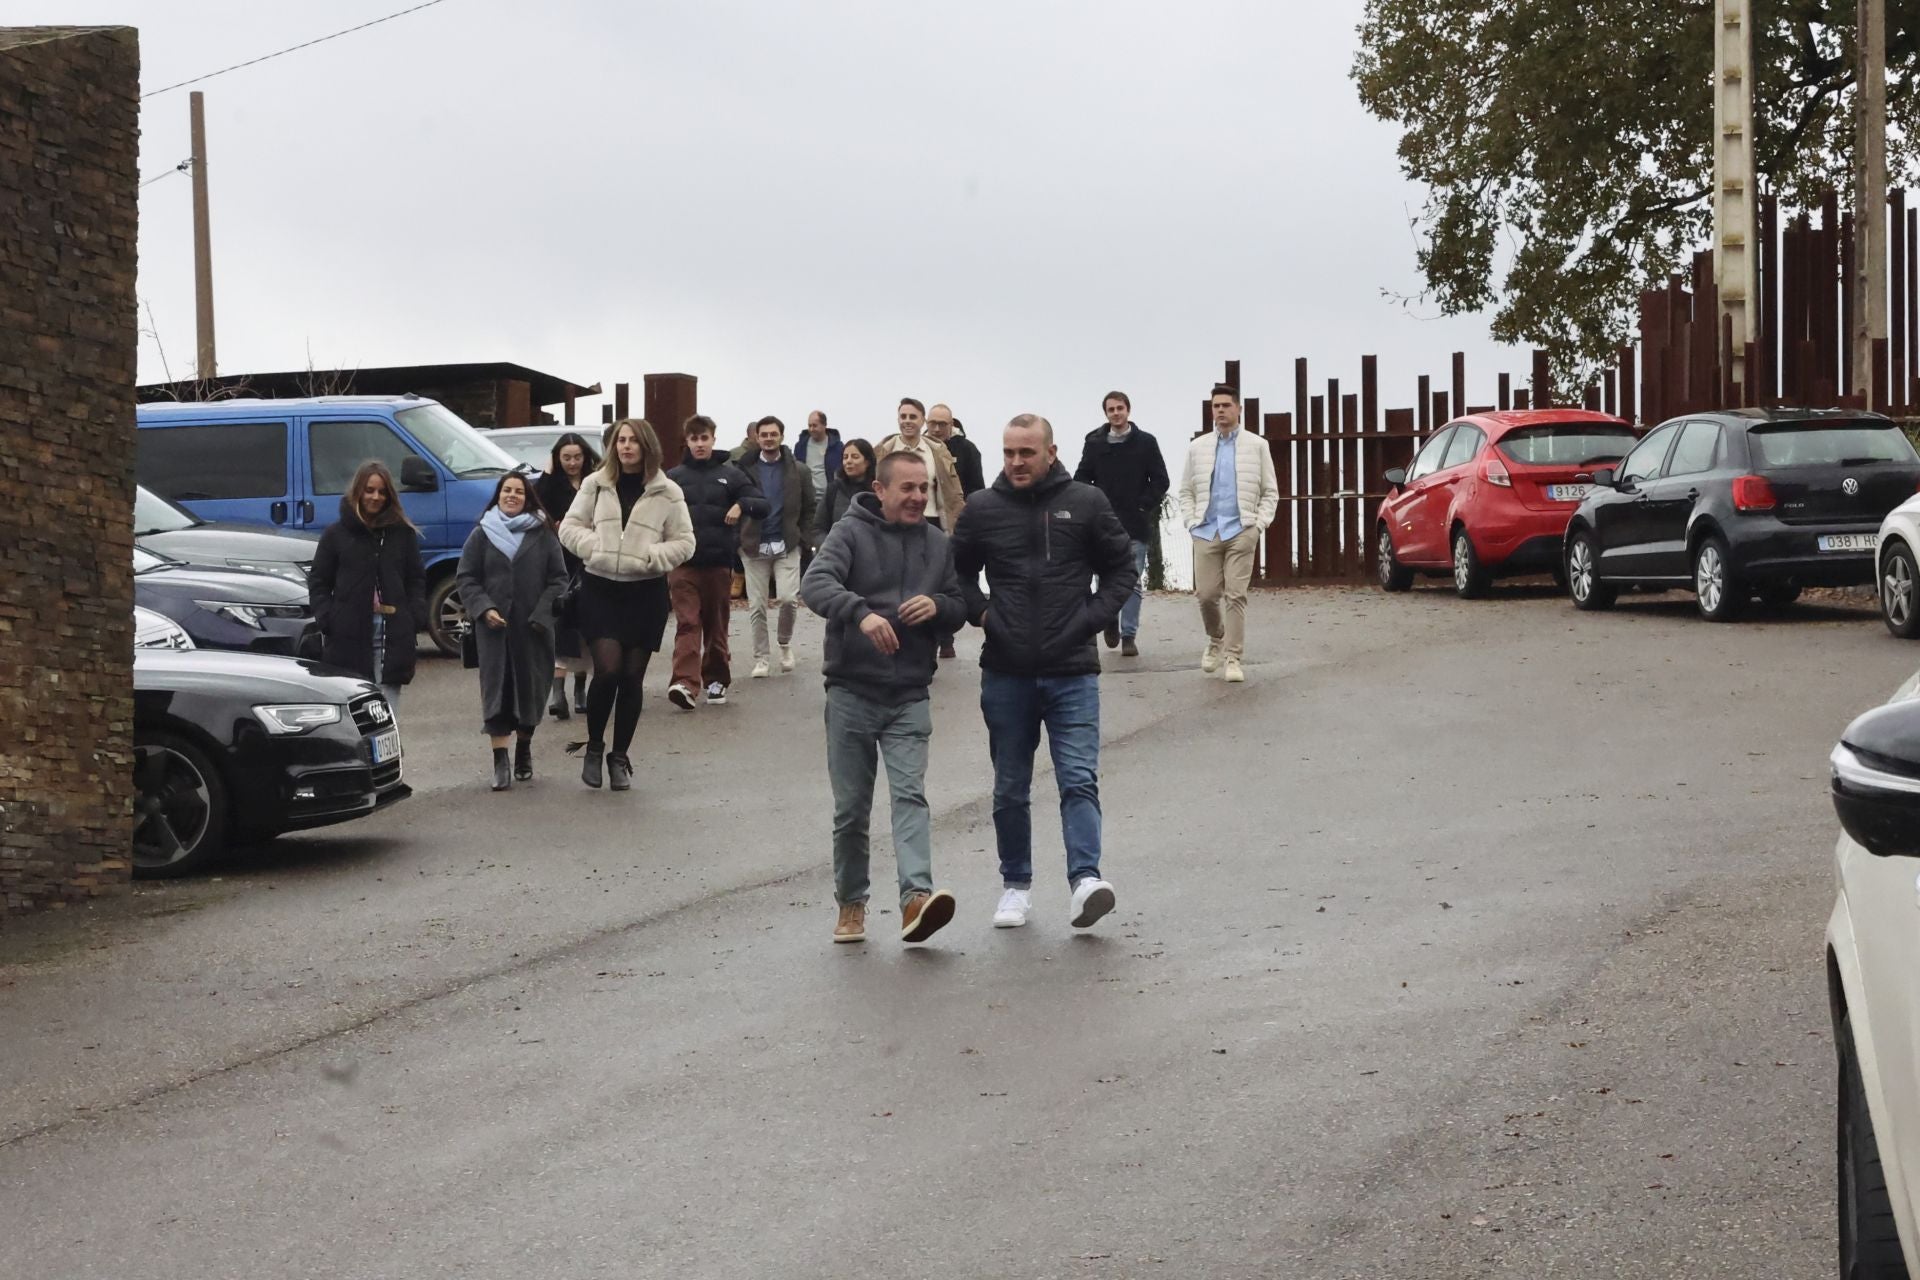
[
  {"x1": 1119, "y1": 539, "x2": 1149, "y2": 638},
  {"x1": 825, "y1": 687, "x2": 934, "y2": 907},
  {"x1": 980, "y1": 671, "x2": 1102, "y2": 889}
]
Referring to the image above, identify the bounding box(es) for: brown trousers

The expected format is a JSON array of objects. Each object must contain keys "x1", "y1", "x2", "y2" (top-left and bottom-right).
[{"x1": 669, "y1": 565, "x2": 734, "y2": 690}]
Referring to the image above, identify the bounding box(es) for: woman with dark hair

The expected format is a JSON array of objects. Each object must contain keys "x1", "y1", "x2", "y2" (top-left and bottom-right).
[
  {"x1": 457, "y1": 472, "x2": 568, "y2": 789},
  {"x1": 815, "y1": 438, "x2": 877, "y2": 539},
  {"x1": 558, "y1": 419, "x2": 696, "y2": 791},
  {"x1": 536, "y1": 432, "x2": 599, "y2": 719},
  {"x1": 309, "y1": 460, "x2": 427, "y2": 716}
]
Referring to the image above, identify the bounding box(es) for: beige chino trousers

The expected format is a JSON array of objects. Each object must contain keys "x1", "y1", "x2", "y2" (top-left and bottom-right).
[{"x1": 1193, "y1": 526, "x2": 1260, "y2": 660}]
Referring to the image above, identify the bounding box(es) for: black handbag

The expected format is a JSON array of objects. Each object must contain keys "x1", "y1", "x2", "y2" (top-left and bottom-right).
[
  {"x1": 555, "y1": 572, "x2": 582, "y2": 627},
  {"x1": 459, "y1": 623, "x2": 479, "y2": 670}
]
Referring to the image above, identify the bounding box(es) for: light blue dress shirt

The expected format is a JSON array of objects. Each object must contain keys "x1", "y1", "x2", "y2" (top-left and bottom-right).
[{"x1": 1192, "y1": 429, "x2": 1244, "y2": 542}]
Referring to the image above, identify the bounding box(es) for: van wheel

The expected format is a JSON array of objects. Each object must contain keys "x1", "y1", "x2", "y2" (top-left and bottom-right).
[
  {"x1": 1837, "y1": 1009, "x2": 1909, "y2": 1278},
  {"x1": 427, "y1": 574, "x2": 465, "y2": 657},
  {"x1": 1693, "y1": 536, "x2": 1746, "y2": 622},
  {"x1": 1566, "y1": 531, "x2": 1616, "y2": 611},
  {"x1": 132, "y1": 731, "x2": 229, "y2": 878},
  {"x1": 1451, "y1": 528, "x2": 1490, "y2": 599}
]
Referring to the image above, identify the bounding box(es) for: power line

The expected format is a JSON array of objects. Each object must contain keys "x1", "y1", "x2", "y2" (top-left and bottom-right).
[
  {"x1": 140, "y1": 158, "x2": 194, "y2": 188},
  {"x1": 141, "y1": 0, "x2": 454, "y2": 99}
]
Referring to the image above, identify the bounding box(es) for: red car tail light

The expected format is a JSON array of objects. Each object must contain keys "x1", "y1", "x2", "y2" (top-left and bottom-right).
[
  {"x1": 1483, "y1": 458, "x2": 1512, "y2": 488},
  {"x1": 1732, "y1": 475, "x2": 1777, "y2": 512}
]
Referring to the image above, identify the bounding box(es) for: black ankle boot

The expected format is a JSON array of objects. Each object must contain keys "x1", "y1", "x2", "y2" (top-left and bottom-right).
[
  {"x1": 581, "y1": 743, "x2": 604, "y2": 789},
  {"x1": 549, "y1": 676, "x2": 570, "y2": 720},
  {"x1": 514, "y1": 737, "x2": 534, "y2": 781},
  {"x1": 490, "y1": 747, "x2": 512, "y2": 792},
  {"x1": 608, "y1": 752, "x2": 632, "y2": 791}
]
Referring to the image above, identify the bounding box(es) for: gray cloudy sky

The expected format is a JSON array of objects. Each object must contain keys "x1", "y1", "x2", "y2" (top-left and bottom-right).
[{"x1": 32, "y1": 0, "x2": 1518, "y2": 470}]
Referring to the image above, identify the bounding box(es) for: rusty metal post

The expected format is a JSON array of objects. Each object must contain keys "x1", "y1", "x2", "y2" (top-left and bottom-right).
[{"x1": 190, "y1": 92, "x2": 216, "y2": 379}]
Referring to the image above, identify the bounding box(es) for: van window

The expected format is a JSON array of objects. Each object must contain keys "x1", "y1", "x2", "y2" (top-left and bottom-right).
[
  {"x1": 309, "y1": 420, "x2": 426, "y2": 495},
  {"x1": 139, "y1": 423, "x2": 287, "y2": 500}
]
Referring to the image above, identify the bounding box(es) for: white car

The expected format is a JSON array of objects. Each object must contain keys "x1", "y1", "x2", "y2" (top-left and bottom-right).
[
  {"x1": 1827, "y1": 667, "x2": 1920, "y2": 1273},
  {"x1": 1879, "y1": 494, "x2": 1920, "y2": 639}
]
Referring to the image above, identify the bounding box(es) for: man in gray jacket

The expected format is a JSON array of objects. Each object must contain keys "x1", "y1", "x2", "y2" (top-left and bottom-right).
[{"x1": 800, "y1": 451, "x2": 968, "y2": 946}]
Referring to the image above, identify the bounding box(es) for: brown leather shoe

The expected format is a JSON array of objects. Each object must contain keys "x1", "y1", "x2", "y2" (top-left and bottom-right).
[
  {"x1": 833, "y1": 902, "x2": 866, "y2": 943},
  {"x1": 900, "y1": 889, "x2": 956, "y2": 943},
  {"x1": 938, "y1": 641, "x2": 957, "y2": 660}
]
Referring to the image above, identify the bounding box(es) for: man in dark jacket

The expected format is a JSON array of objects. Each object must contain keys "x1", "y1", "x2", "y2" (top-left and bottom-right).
[
  {"x1": 801, "y1": 450, "x2": 967, "y2": 946},
  {"x1": 927, "y1": 404, "x2": 986, "y2": 496},
  {"x1": 665, "y1": 416, "x2": 768, "y2": 709},
  {"x1": 1073, "y1": 390, "x2": 1170, "y2": 658},
  {"x1": 950, "y1": 413, "x2": 1137, "y2": 933},
  {"x1": 740, "y1": 416, "x2": 818, "y2": 678}
]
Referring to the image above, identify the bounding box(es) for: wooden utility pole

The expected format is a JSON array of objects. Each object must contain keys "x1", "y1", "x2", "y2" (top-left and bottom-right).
[
  {"x1": 1713, "y1": 0, "x2": 1758, "y2": 390},
  {"x1": 1853, "y1": 0, "x2": 1889, "y2": 402},
  {"x1": 189, "y1": 90, "x2": 217, "y2": 380}
]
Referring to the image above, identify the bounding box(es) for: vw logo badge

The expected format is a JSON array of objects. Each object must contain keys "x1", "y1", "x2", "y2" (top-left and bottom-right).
[{"x1": 1843, "y1": 477, "x2": 1861, "y2": 496}]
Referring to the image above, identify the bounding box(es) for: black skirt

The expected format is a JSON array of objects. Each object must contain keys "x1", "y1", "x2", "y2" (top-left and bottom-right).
[{"x1": 577, "y1": 572, "x2": 670, "y2": 651}]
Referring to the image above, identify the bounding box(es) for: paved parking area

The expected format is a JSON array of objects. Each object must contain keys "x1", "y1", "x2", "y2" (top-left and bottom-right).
[{"x1": 2, "y1": 582, "x2": 1909, "y2": 1277}]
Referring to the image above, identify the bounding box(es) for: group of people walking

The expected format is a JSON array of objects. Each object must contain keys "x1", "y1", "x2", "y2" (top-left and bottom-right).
[{"x1": 301, "y1": 383, "x2": 1283, "y2": 945}]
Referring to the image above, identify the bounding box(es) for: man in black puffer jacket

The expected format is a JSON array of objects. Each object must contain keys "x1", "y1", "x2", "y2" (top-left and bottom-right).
[
  {"x1": 950, "y1": 413, "x2": 1136, "y2": 934},
  {"x1": 665, "y1": 416, "x2": 767, "y2": 709}
]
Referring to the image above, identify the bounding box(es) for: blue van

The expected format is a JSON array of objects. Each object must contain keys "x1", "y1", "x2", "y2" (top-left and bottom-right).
[{"x1": 136, "y1": 395, "x2": 522, "y2": 655}]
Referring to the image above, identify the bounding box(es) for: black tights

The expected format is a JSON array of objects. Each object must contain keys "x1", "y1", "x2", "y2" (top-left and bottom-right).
[{"x1": 587, "y1": 639, "x2": 653, "y2": 755}]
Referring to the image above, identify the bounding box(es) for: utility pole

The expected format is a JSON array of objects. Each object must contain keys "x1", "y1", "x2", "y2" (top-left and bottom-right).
[
  {"x1": 190, "y1": 90, "x2": 217, "y2": 380},
  {"x1": 1852, "y1": 0, "x2": 1889, "y2": 402},
  {"x1": 1713, "y1": 0, "x2": 1758, "y2": 392}
]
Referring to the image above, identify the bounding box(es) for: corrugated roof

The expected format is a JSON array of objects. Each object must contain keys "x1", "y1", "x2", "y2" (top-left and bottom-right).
[{"x1": 138, "y1": 361, "x2": 598, "y2": 408}]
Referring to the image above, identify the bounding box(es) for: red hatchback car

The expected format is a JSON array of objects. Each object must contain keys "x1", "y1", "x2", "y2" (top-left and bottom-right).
[{"x1": 1377, "y1": 410, "x2": 1639, "y2": 597}]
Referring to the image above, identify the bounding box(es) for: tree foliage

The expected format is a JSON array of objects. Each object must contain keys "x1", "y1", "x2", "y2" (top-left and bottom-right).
[{"x1": 1353, "y1": 0, "x2": 1919, "y2": 383}]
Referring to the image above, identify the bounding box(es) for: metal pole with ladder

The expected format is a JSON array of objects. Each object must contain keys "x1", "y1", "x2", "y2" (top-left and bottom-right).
[{"x1": 1714, "y1": 0, "x2": 1758, "y2": 396}]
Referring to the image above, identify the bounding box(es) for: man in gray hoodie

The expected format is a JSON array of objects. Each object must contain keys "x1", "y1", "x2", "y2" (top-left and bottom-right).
[{"x1": 800, "y1": 451, "x2": 968, "y2": 946}]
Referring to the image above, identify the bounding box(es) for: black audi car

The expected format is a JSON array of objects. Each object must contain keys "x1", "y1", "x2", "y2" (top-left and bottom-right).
[
  {"x1": 132, "y1": 648, "x2": 410, "y2": 877},
  {"x1": 1564, "y1": 409, "x2": 1920, "y2": 621},
  {"x1": 134, "y1": 544, "x2": 320, "y2": 656},
  {"x1": 135, "y1": 484, "x2": 318, "y2": 583}
]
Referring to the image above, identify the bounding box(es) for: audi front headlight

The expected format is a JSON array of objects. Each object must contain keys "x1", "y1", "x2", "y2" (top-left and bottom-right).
[{"x1": 251, "y1": 704, "x2": 343, "y2": 735}]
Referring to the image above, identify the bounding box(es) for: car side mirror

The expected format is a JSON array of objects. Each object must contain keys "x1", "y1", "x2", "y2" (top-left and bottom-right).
[
  {"x1": 400, "y1": 456, "x2": 440, "y2": 493},
  {"x1": 1383, "y1": 467, "x2": 1407, "y2": 490},
  {"x1": 1592, "y1": 468, "x2": 1616, "y2": 488},
  {"x1": 1833, "y1": 701, "x2": 1920, "y2": 858}
]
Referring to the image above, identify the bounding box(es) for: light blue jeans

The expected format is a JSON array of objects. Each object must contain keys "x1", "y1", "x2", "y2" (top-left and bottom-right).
[
  {"x1": 1119, "y1": 539, "x2": 1149, "y2": 638},
  {"x1": 980, "y1": 671, "x2": 1103, "y2": 889},
  {"x1": 825, "y1": 686, "x2": 934, "y2": 907}
]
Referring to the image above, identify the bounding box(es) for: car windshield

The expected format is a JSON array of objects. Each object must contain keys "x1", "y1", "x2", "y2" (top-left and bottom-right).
[
  {"x1": 1749, "y1": 422, "x2": 1920, "y2": 468},
  {"x1": 496, "y1": 434, "x2": 560, "y2": 469},
  {"x1": 134, "y1": 485, "x2": 199, "y2": 535},
  {"x1": 394, "y1": 402, "x2": 519, "y2": 478},
  {"x1": 1497, "y1": 424, "x2": 1638, "y2": 466}
]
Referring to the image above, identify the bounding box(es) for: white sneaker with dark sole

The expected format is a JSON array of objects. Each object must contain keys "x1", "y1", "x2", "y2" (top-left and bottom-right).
[
  {"x1": 667, "y1": 683, "x2": 697, "y2": 710},
  {"x1": 993, "y1": 888, "x2": 1032, "y2": 928},
  {"x1": 1069, "y1": 877, "x2": 1116, "y2": 929},
  {"x1": 705, "y1": 682, "x2": 728, "y2": 705}
]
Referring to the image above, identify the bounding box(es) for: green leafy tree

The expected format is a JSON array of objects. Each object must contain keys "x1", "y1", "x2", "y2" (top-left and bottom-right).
[{"x1": 1353, "y1": 0, "x2": 1919, "y2": 383}]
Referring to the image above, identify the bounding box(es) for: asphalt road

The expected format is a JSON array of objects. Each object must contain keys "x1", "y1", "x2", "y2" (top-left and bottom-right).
[{"x1": 3, "y1": 584, "x2": 1913, "y2": 1278}]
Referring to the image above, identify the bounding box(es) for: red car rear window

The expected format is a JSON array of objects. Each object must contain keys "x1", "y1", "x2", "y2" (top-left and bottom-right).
[{"x1": 1497, "y1": 424, "x2": 1637, "y2": 466}]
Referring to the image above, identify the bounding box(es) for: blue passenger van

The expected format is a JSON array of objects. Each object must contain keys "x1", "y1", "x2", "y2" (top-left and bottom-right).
[{"x1": 136, "y1": 395, "x2": 522, "y2": 655}]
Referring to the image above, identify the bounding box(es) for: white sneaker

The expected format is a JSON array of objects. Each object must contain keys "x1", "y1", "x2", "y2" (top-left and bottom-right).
[
  {"x1": 1201, "y1": 639, "x2": 1221, "y2": 673},
  {"x1": 1223, "y1": 658, "x2": 1245, "y2": 683},
  {"x1": 1069, "y1": 877, "x2": 1116, "y2": 929},
  {"x1": 667, "y1": 682, "x2": 697, "y2": 710},
  {"x1": 705, "y1": 681, "x2": 728, "y2": 705},
  {"x1": 750, "y1": 659, "x2": 770, "y2": 679},
  {"x1": 992, "y1": 888, "x2": 1031, "y2": 928},
  {"x1": 779, "y1": 644, "x2": 795, "y2": 673}
]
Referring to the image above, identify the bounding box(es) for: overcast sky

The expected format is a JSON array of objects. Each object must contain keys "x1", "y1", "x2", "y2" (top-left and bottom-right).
[{"x1": 27, "y1": 0, "x2": 1519, "y2": 471}]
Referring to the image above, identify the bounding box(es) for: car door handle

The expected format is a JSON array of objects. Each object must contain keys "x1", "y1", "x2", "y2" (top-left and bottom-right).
[
  {"x1": 270, "y1": 500, "x2": 289, "y2": 523},
  {"x1": 301, "y1": 500, "x2": 316, "y2": 523},
  {"x1": 1686, "y1": 489, "x2": 1700, "y2": 502}
]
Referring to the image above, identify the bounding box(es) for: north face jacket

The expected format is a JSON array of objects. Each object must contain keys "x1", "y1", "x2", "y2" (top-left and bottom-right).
[{"x1": 668, "y1": 451, "x2": 769, "y2": 569}]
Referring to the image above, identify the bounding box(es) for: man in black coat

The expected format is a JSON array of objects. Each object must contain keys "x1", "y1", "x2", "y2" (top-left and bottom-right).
[
  {"x1": 927, "y1": 404, "x2": 987, "y2": 496},
  {"x1": 950, "y1": 413, "x2": 1137, "y2": 934},
  {"x1": 665, "y1": 415, "x2": 767, "y2": 709},
  {"x1": 1072, "y1": 390, "x2": 1170, "y2": 658}
]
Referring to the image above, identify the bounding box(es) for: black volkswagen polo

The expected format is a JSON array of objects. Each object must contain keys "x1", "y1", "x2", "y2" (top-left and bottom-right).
[
  {"x1": 1564, "y1": 410, "x2": 1920, "y2": 621},
  {"x1": 133, "y1": 648, "x2": 410, "y2": 877}
]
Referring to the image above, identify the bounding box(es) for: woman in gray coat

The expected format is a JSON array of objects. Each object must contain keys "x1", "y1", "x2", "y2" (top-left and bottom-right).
[{"x1": 457, "y1": 472, "x2": 569, "y2": 790}]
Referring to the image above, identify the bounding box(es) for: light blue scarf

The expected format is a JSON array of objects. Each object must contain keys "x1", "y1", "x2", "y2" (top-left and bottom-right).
[{"x1": 481, "y1": 508, "x2": 541, "y2": 560}]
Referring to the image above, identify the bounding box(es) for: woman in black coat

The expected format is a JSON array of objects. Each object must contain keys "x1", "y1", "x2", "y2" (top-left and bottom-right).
[
  {"x1": 815, "y1": 438, "x2": 877, "y2": 540},
  {"x1": 308, "y1": 460, "x2": 427, "y2": 716},
  {"x1": 535, "y1": 432, "x2": 599, "y2": 720},
  {"x1": 458, "y1": 472, "x2": 568, "y2": 790}
]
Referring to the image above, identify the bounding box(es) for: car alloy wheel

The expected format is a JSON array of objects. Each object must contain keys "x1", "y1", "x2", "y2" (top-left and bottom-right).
[
  {"x1": 1451, "y1": 529, "x2": 1489, "y2": 599},
  {"x1": 1566, "y1": 533, "x2": 1616, "y2": 611},
  {"x1": 1882, "y1": 542, "x2": 1920, "y2": 639},
  {"x1": 427, "y1": 575, "x2": 466, "y2": 657},
  {"x1": 1693, "y1": 536, "x2": 1745, "y2": 622},
  {"x1": 1376, "y1": 525, "x2": 1413, "y2": 592},
  {"x1": 131, "y1": 732, "x2": 228, "y2": 877}
]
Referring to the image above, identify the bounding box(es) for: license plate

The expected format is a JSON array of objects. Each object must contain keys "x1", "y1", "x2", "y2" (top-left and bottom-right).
[
  {"x1": 1548, "y1": 484, "x2": 1592, "y2": 502},
  {"x1": 1818, "y1": 533, "x2": 1880, "y2": 553},
  {"x1": 370, "y1": 728, "x2": 400, "y2": 763}
]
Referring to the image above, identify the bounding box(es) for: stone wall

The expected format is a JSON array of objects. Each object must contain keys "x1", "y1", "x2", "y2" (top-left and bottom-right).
[{"x1": 0, "y1": 26, "x2": 140, "y2": 913}]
